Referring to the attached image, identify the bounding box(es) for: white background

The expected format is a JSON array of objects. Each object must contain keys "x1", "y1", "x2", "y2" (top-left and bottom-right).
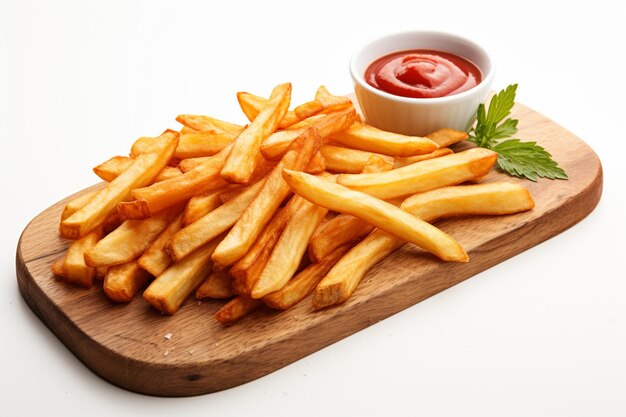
[{"x1": 1, "y1": 1, "x2": 625, "y2": 416}]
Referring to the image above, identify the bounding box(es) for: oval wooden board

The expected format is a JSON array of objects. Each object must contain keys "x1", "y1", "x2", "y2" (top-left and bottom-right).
[{"x1": 16, "y1": 102, "x2": 602, "y2": 396}]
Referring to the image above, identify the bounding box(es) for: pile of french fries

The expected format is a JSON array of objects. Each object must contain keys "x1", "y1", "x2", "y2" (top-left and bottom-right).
[{"x1": 51, "y1": 82, "x2": 535, "y2": 325}]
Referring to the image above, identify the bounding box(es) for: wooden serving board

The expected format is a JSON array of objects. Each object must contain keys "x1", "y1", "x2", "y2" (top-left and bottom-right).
[{"x1": 16, "y1": 102, "x2": 602, "y2": 397}]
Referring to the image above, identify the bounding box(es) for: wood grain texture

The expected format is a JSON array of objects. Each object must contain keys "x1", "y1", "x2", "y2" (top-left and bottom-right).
[{"x1": 16, "y1": 103, "x2": 602, "y2": 396}]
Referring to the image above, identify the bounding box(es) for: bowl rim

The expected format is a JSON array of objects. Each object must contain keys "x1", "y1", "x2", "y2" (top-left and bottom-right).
[{"x1": 349, "y1": 30, "x2": 495, "y2": 104}]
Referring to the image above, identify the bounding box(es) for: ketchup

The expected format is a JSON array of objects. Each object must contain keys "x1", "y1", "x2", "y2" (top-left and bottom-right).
[{"x1": 365, "y1": 49, "x2": 482, "y2": 99}]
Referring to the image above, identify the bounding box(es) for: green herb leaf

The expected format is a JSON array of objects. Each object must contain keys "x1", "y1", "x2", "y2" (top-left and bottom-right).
[
  {"x1": 467, "y1": 84, "x2": 567, "y2": 182},
  {"x1": 494, "y1": 139, "x2": 569, "y2": 181}
]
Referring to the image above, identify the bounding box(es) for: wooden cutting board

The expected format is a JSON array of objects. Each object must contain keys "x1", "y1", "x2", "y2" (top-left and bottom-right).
[{"x1": 16, "y1": 102, "x2": 602, "y2": 396}]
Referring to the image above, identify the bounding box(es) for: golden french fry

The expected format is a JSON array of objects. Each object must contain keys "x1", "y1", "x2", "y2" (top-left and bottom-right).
[
  {"x1": 195, "y1": 268, "x2": 234, "y2": 299},
  {"x1": 319, "y1": 145, "x2": 395, "y2": 174},
  {"x1": 337, "y1": 147, "x2": 498, "y2": 200},
  {"x1": 313, "y1": 182, "x2": 535, "y2": 309},
  {"x1": 63, "y1": 227, "x2": 103, "y2": 288},
  {"x1": 50, "y1": 256, "x2": 66, "y2": 277},
  {"x1": 330, "y1": 122, "x2": 438, "y2": 156},
  {"x1": 181, "y1": 188, "x2": 224, "y2": 226},
  {"x1": 393, "y1": 148, "x2": 454, "y2": 168},
  {"x1": 214, "y1": 296, "x2": 263, "y2": 325},
  {"x1": 264, "y1": 242, "x2": 352, "y2": 310},
  {"x1": 401, "y1": 182, "x2": 536, "y2": 222},
  {"x1": 61, "y1": 130, "x2": 179, "y2": 238},
  {"x1": 305, "y1": 152, "x2": 326, "y2": 174},
  {"x1": 308, "y1": 214, "x2": 373, "y2": 262},
  {"x1": 229, "y1": 195, "x2": 306, "y2": 296},
  {"x1": 143, "y1": 235, "x2": 222, "y2": 315},
  {"x1": 314, "y1": 85, "x2": 352, "y2": 109},
  {"x1": 137, "y1": 213, "x2": 183, "y2": 276},
  {"x1": 176, "y1": 114, "x2": 243, "y2": 133},
  {"x1": 308, "y1": 155, "x2": 393, "y2": 262},
  {"x1": 180, "y1": 126, "x2": 197, "y2": 134},
  {"x1": 426, "y1": 128, "x2": 469, "y2": 148},
  {"x1": 251, "y1": 196, "x2": 328, "y2": 298},
  {"x1": 178, "y1": 156, "x2": 211, "y2": 172},
  {"x1": 167, "y1": 179, "x2": 266, "y2": 262},
  {"x1": 221, "y1": 83, "x2": 291, "y2": 184},
  {"x1": 237, "y1": 91, "x2": 300, "y2": 128},
  {"x1": 260, "y1": 106, "x2": 357, "y2": 160},
  {"x1": 212, "y1": 127, "x2": 321, "y2": 266},
  {"x1": 85, "y1": 205, "x2": 181, "y2": 267},
  {"x1": 131, "y1": 131, "x2": 237, "y2": 160},
  {"x1": 61, "y1": 190, "x2": 99, "y2": 221},
  {"x1": 103, "y1": 261, "x2": 152, "y2": 303},
  {"x1": 282, "y1": 169, "x2": 468, "y2": 262},
  {"x1": 94, "y1": 156, "x2": 182, "y2": 182},
  {"x1": 118, "y1": 143, "x2": 232, "y2": 219}
]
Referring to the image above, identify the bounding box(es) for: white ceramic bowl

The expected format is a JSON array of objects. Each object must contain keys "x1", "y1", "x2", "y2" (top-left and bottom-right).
[{"x1": 350, "y1": 31, "x2": 494, "y2": 136}]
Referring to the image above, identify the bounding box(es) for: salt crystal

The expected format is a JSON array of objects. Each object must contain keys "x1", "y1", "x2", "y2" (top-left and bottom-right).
[
  {"x1": 164, "y1": 332, "x2": 173, "y2": 340},
  {"x1": 164, "y1": 350, "x2": 169, "y2": 357}
]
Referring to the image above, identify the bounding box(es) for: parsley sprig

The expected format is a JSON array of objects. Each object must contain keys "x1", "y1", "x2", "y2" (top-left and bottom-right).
[{"x1": 467, "y1": 84, "x2": 568, "y2": 181}]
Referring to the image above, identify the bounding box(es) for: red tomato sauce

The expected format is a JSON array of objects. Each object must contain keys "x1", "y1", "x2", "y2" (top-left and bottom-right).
[{"x1": 365, "y1": 49, "x2": 482, "y2": 99}]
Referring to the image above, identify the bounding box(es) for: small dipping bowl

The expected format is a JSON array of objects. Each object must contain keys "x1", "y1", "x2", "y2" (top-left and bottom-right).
[{"x1": 350, "y1": 31, "x2": 494, "y2": 136}]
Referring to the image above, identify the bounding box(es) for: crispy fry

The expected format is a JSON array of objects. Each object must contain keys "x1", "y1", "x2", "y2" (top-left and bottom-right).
[
  {"x1": 221, "y1": 83, "x2": 291, "y2": 184},
  {"x1": 63, "y1": 227, "x2": 103, "y2": 288},
  {"x1": 401, "y1": 182, "x2": 536, "y2": 222},
  {"x1": 195, "y1": 268, "x2": 234, "y2": 299},
  {"x1": 337, "y1": 147, "x2": 498, "y2": 200},
  {"x1": 167, "y1": 179, "x2": 266, "y2": 262},
  {"x1": 305, "y1": 151, "x2": 326, "y2": 174},
  {"x1": 308, "y1": 155, "x2": 393, "y2": 262},
  {"x1": 229, "y1": 195, "x2": 307, "y2": 295},
  {"x1": 319, "y1": 145, "x2": 395, "y2": 174},
  {"x1": 330, "y1": 122, "x2": 438, "y2": 156},
  {"x1": 263, "y1": 243, "x2": 352, "y2": 310},
  {"x1": 61, "y1": 189, "x2": 99, "y2": 221},
  {"x1": 178, "y1": 156, "x2": 211, "y2": 172},
  {"x1": 313, "y1": 182, "x2": 535, "y2": 309},
  {"x1": 237, "y1": 91, "x2": 300, "y2": 128},
  {"x1": 118, "y1": 143, "x2": 232, "y2": 219},
  {"x1": 393, "y1": 148, "x2": 454, "y2": 168},
  {"x1": 251, "y1": 196, "x2": 328, "y2": 298},
  {"x1": 94, "y1": 156, "x2": 181, "y2": 182},
  {"x1": 85, "y1": 205, "x2": 181, "y2": 267},
  {"x1": 176, "y1": 114, "x2": 243, "y2": 133},
  {"x1": 426, "y1": 128, "x2": 469, "y2": 148},
  {"x1": 50, "y1": 256, "x2": 66, "y2": 277},
  {"x1": 282, "y1": 169, "x2": 468, "y2": 262},
  {"x1": 212, "y1": 128, "x2": 321, "y2": 266},
  {"x1": 131, "y1": 131, "x2": 236, "y2": 160},
  {"x1": 137, "y1": 213, "x2": 182, "y2": 276},
  {"x1": 260, "y1": 107, "x2": 357, "y2": 159},
  {"x1": 214, "y1": 296, "x2": 263, "y2": 325},
  {"x1": 143, "y1": 236, "x2": 222, "y2": 315},
  {"x1": 181, "y1": 189, "x2": 224, "y2": 226},
  {"x1": 103, "y1": 261, "x2": 152, "y2": 303},
  {"x1": 314, "y1": 85, "x2": 353, "y2": 109},
  {"x1": 61, "y1": 130, "x2": 178, "y2": 238}
]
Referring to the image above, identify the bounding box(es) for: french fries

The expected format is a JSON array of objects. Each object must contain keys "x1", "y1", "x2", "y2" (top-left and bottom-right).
[
  {"x1": 103, "y1": 261, "x2": 152, "y2": 303},
  {"x1": 167, "y1": 179, "x2": 266, "y2": 262},
  {"x1": 137, "y1": 213, "x2": 183, "y2": 276},
  {"x1": 143, "y1": 236, "x2": 222, "y2": 315},
  {"x1": 260, "y1": 107, "x2": 357, "y2": 160},
  {"x1": 195, "y1": 268, "x2": 234, "y2": 299},
  {"x1": 264, "y1": 243, "x2": 352, "y2": 310},
  {"x1": 61, "y1": 130, "x2": 178, "y2": 238},
  {"x1": 63, "y1": 227, "x2": 103, "y2": 287},
  {"x1": 84, "y1": 205, "x2": 181, "y2": 267},
  {"x1": 51, "y1": 82, "x2": 535, "y2": 325},
  {"x1": 313, "y1": 182, "x2": 535, "y2": 309},
  {"x1": 337, "y1": 147, "x2": 498, "y2": 200},
  {"x1": 221, "y1": 83, "x2": 291, "y2": 184},
  {"x1": 214, "y1": 296, "x2": 263, "y2": 325},
  {"x1": 118, "y1": 143, "x2": 232, "y2": 219},
  {"x1": 251, "y1": 196, "x2": 328, "y2": 299},
  {"x1": 212, "y1": 127, "x2": 321, "y2": 266},
  {"x1": 282, "y1": 169, "x2": 468, "y2": 262},
  {"x1": 330, "y1": 122, "x2": 438, "y2": 156}
]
